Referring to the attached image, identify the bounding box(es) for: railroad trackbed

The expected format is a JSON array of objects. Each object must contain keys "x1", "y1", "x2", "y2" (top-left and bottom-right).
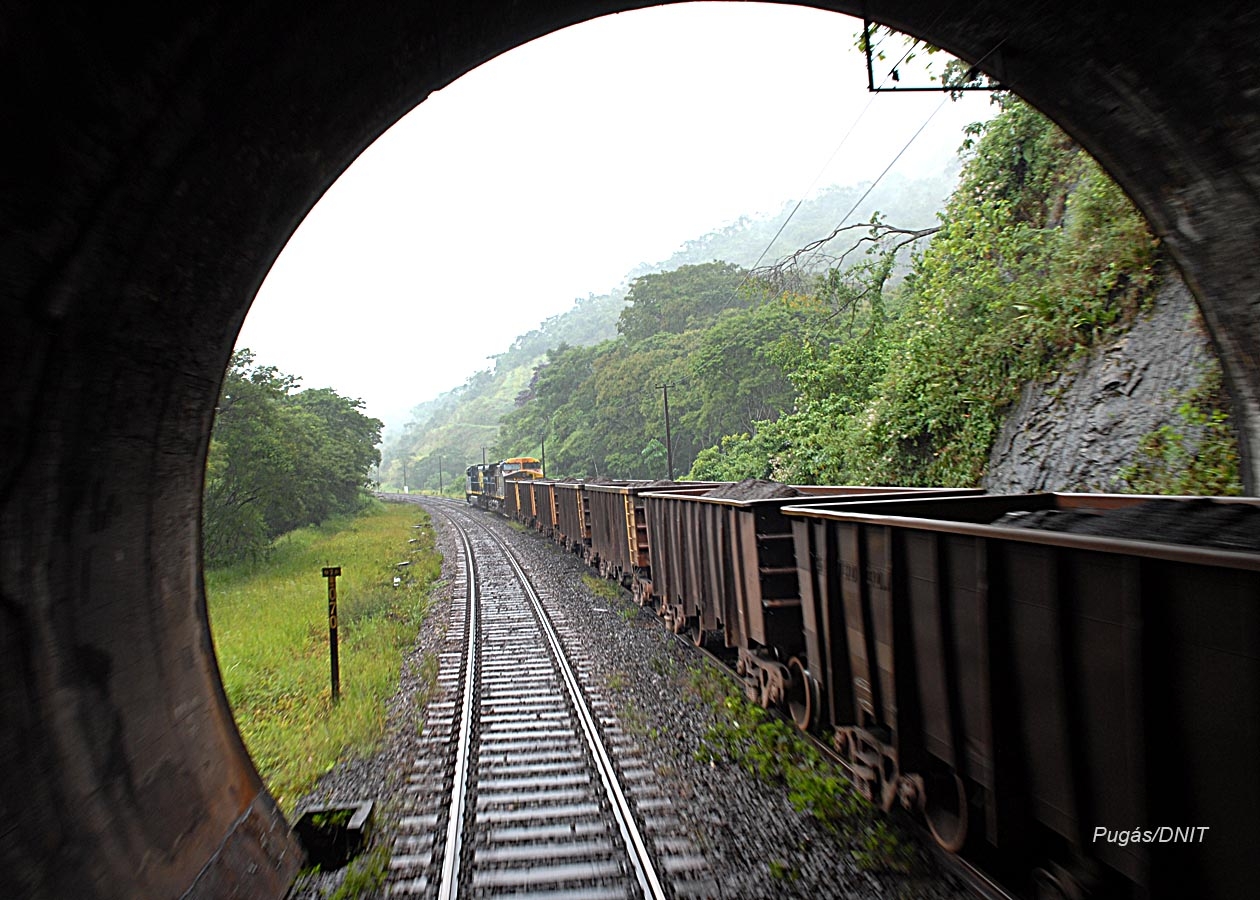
[{"x1": 386, "y1": 502, "x2": 715, "y2": 899}]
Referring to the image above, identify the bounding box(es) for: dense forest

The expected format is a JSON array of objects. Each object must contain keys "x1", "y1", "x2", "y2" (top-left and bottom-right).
[
  {"x1": 203, "y1": 350, "x2": 383, "y2": 566},
  {"x1": 386, "y1": 97, "x2": 1239, "y2": 494}
]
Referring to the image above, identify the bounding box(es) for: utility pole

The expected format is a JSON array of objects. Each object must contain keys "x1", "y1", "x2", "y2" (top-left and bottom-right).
[
  {"x1": 438, "y1": 455, "x2": 443, "y2": 494},
  {"x1": 402, "y1": 459, "x2": 408, "y2": 494},
  {"x1": 541, "y1": 439, "x2": 546, "y2": 478},
  {"x1": 656, "y1": 382, "x2": 675, "y2": 480}
]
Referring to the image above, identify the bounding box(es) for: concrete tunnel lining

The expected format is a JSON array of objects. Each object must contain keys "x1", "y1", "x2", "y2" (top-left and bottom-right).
[{"x1": 2, "y1": 2, "x2": 1259, "y2": 897}]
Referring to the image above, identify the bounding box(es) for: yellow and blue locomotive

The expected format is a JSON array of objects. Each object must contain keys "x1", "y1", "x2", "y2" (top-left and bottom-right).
[{"x1": 465, "y1": 456, "x2": 542, "y2": 509}]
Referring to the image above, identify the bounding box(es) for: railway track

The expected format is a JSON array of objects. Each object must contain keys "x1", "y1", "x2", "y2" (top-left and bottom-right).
[
  {"x1": 378, "y1": 495, "x2": 1006, "y2": 899},
  {"x1": 387, "y1": 500, "x2": 713, "y2": 898}
]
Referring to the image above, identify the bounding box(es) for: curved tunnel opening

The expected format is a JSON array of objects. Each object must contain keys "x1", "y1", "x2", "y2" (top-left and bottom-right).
[{"x1": 3, "y1": 2, "x2": 1258, "y2": 897}]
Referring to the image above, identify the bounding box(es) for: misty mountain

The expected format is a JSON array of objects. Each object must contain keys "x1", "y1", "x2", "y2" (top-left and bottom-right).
[{"x1": 379, "y1": 168, "x2": 962, "y2": 489}]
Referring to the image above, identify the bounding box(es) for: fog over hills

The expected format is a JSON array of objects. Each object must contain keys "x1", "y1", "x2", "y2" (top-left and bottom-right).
[{"x1": 379, "y1": 167, "x2": 959, "y2": 488}]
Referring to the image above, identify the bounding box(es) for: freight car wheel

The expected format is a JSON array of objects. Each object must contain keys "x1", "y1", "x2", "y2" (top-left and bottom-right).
[
  {"x1": 1032, "y1": 864, "x2": 1090, "y2": 900},
  {"x1": 691, "y1": 625, "x2": 722, "y2": 649},
  {"x1": 690, "y1": 622, "x2": 724, "y2": 649},
  {"x1": 921, "y1": 769, "x2": 969, "y2": 853},
  {"x1": 785, "y1": 657, "x2": 818, "y2": 732}
]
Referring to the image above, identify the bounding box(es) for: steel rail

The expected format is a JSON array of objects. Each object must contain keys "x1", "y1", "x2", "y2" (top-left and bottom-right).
[
  {"x1": 467, "y1": 511, "x2": 668, "y2": 900},
  {"x1": 435, "y1": 511, "x2": 478, "y2": 900}
]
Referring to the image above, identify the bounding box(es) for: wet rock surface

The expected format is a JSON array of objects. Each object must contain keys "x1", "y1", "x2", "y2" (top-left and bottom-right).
[
  {"x1": 985, "y1": 268, "x2": 1224, "y2": 493},
  {"x1": 287, "y1": 499, "x2": 968, "y2": 899}
]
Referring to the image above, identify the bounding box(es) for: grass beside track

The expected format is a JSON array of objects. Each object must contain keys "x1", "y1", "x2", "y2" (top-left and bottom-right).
[
  {"x1": 207, "y1": 500, "x2": 441, "y2": 814},
  {"x1": 685, "y1": 661, "x2": 921, "y2": 875}
]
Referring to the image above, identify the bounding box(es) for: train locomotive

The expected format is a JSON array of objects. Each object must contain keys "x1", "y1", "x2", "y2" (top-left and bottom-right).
[
  {"x1": 466, "y1": 468, "x2": 1260, "y2": 899},
  {"x1": 465, "y1": 456, "x2": 543, "y2": 510}
]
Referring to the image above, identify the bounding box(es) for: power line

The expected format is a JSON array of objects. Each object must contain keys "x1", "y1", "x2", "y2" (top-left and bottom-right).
[
  {"x1": 799, "y1": 94, "x2": 948, "y2": 272},
  {"x1": 655, "y1": 382, "x2": 677, "y2": 480},
  {"x1": 740, "y1": 33, "x2": 958, "y2": 295},
  {"x1": 745, "y1": 92, "x2": 880, "y2": 277},
  {"x1": 792, "y1": 34, "x2": 1011, "y2": 272},
  {"x1": 743, "y1": 14, "x2": 945, "y2": 277}
]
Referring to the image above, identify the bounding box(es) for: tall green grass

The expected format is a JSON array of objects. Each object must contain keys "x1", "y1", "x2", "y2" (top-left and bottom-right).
[{"x1": 206, "y1": 501, "x2": 441, "y2": 814}]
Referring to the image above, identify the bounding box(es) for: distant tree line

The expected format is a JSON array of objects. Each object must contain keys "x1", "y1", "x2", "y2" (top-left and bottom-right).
[
  {"x1": 382, "y1": 172, "x2": 956, "y2": 485},
  {"x1": 203, "y1": 350, "x2": 383, "y2": 567},
  {"x1": 498, "y1": 260, "x2": 825, "y2": 478}
]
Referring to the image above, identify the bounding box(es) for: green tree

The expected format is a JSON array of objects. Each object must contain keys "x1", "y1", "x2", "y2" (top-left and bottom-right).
[
  {"x1": 850, "y1": 97, "x2": 1157, "y2": 485},
  {"x1": 690, "y1": 291, "x2": 836, "y2": 447},
  {"x1": 203, "y1": 350, "x2": 383, "y2": 566},
  {"x1": 501, "y1": 105, "x2": 1162, "y2": 487},
  {"x1": 689, "y1": 431, "x2": 780, "y2": 481},
  {"x1": 688, "y1": 97, "x2": 1173, "y2": 488},
  {"x1": 616, "y1": 261, "x2": 749, "y2": 342}
]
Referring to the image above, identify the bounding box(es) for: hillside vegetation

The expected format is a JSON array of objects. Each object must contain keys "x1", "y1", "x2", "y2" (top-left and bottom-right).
[
  {"x1": 388, "y1": 97, "x2": 1239, "y2": 493},
  {"x1": 378, "y1": 290, "x2": 627, "y2": 492},
  {"x1": 693, "y1": 98, "x2": 1238, "y2": 491},
  {"x1": 382, "y1": 169, "x2": 960, "y2": 486}
]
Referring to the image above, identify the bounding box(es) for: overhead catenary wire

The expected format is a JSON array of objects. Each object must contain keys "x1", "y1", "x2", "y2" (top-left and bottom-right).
[
  {"x1": 735, "y1": 92, "x2": 947, "y2": 302},
  {"x1": 790, "y1": 30, "x2": 1012, "y2": 273},
  {"x1": 744, "y1": 91, "x2": 881, "y2": 277}
]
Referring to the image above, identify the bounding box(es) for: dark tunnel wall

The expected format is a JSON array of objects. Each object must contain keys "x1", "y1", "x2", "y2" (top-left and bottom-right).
[{"x1": 2, "y1": 2, "x2": 1258, "y2": 896}]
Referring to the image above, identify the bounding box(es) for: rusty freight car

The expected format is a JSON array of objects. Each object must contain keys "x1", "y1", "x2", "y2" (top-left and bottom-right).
[{"x1": 783, "y1": 492, "x2": 1260, "y2": 899}]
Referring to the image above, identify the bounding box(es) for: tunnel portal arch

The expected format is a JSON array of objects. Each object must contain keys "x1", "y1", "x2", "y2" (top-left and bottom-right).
[{"x1": 3, "y1": 2, "x2": 1259, "y2": 897}]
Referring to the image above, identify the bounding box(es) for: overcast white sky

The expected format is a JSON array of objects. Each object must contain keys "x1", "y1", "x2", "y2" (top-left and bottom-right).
[{"x1": 238, "y1": 2, "x2": 994, "y2": 430}]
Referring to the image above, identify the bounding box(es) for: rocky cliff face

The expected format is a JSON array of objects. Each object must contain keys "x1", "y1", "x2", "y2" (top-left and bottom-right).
[{"x1": 984, "y1": 264, "x2": 1226, "y2": 493}]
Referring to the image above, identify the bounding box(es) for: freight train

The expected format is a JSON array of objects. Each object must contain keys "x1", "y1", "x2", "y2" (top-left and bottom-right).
[
  {"x1": 466, "y1": 471, "x2": 1260, "y2": 899},
  {"x1": 464, "y1": 456, "x2": 542, "y2": 509}
]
